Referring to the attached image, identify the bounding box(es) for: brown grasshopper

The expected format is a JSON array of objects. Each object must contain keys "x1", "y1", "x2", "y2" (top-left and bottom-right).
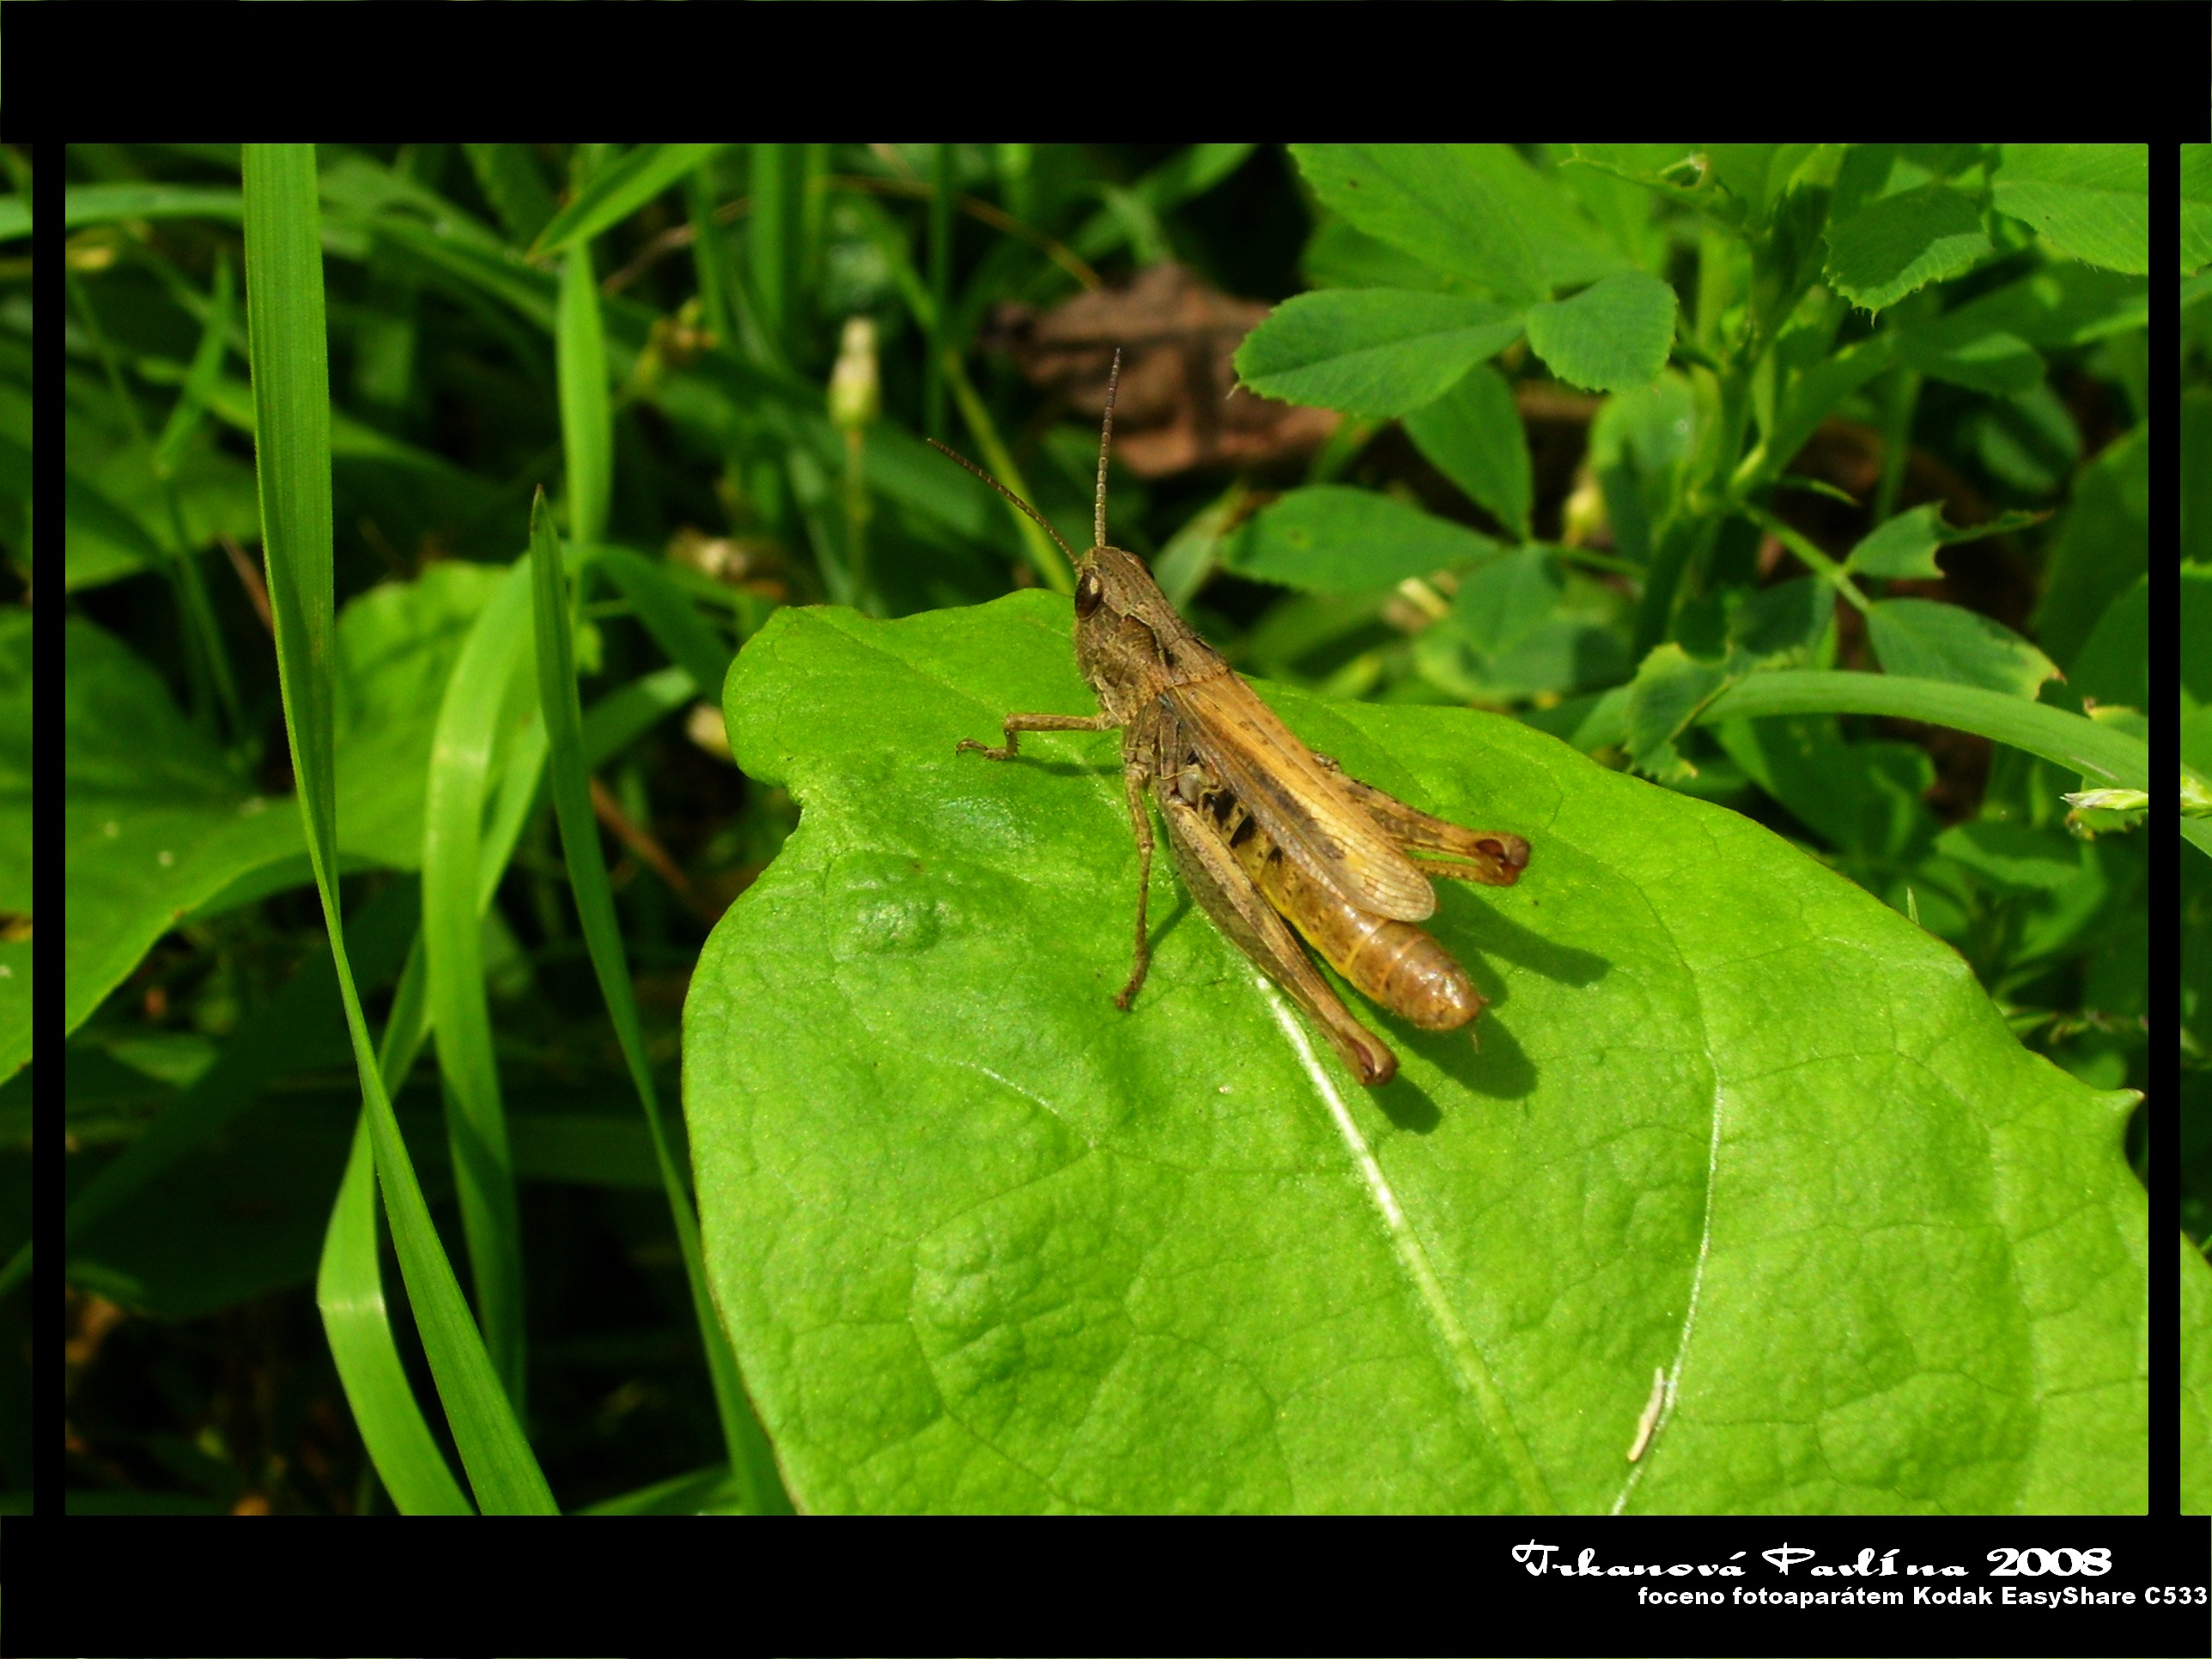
[{"x1": 932, "y1": 352, "x2": 1528, "y2": 1086}]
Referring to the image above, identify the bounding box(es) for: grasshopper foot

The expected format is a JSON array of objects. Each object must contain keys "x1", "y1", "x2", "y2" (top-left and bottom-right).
[{"x1": 1113, "y1": 961, "x2": 1147, "y2": 1011}]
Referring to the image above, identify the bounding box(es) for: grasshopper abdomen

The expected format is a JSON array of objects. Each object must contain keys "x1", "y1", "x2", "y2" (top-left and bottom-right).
[{"x1": 1222, "y1": 794, "x2": 1483, "y2": 1033}]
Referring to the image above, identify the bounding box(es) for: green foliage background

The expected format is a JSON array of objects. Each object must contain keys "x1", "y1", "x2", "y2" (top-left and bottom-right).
[{"x1": 60, "y1": 143, "x2": 2150, "y2": 1514}]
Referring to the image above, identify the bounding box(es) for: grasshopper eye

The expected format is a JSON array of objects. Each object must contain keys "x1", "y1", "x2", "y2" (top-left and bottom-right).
[{"x1": 1074, "y1": 570, "x2": 1103, "y2": 617}]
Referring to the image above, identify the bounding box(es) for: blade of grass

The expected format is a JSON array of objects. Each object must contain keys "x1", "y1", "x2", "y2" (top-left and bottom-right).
[
  {"x1": 556, "y1": 243, "x2": 612, "y2": 549},
  {"x1": 419, "y1": 562, "x2": 535, "y2": 1405},
  {"x1": 1699, "y1": 671, "x2": 2147, "y2": 787},
  {"x1": 244, "y1": 143, "x2": 554, "y2": 1513}
]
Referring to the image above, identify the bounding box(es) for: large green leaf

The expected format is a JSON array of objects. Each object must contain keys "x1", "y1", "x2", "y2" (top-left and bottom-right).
[
  {"x1": 2181, "y1": 1233, "x2": 2212, "y2": 1514},
  {"x1": 686, "y1": 592, "x2": 2144, "y2": 1514}
]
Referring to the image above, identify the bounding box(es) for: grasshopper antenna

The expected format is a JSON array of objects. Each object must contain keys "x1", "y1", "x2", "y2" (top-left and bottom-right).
[
  {"x1": 1095, "y1": 348, "x2": 1121, "y2": 551},
  {"x1": 925, "y1": 437, "x2": 1079, "y2": 569}
]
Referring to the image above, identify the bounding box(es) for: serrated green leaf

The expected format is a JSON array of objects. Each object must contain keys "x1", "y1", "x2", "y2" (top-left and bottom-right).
[
  {"x1": 1865, "y1": 599, "x2": 2058, "y2": 699},
  {"x1": 1289, "y1": 143, "x2": 1550, "y2": 305},
  {"x1": 1225, "y1": 486, "x2": 1496, "y2": 595},
  {"x1": 1237, "y1": 290, "x2": 1522, "y2": 418},
  {"x1": 1823, "y1": 182, "x2": 1993, "y2": 314},
  {"x1": 1403, "y1": 363, "x2": 1533, "y2": 539},
  {"x1": 1844, "y1": 504, "x2": 1952, "y2": 580},
  {"x1": 1991, "y1": 143, "x2": 2148, "y2": 276},
  {"x1": 1522, "y1": 271, "x2": 1678, "y2": 392},
  {"x1": 684, "y1": 596, "x2": 2144, "y2": 1512},
  {"x1": 1301, "y1": 217, "x2": 1459, "y2": 295}
]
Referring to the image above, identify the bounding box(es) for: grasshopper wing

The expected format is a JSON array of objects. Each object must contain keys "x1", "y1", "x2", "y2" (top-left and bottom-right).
[
  {"x1": 1166, "y1": 672, "x2": 1435, "y2": 922},
  {"x1": 1157, "y1": 786, "x2": 1397, "y2": 1085}
]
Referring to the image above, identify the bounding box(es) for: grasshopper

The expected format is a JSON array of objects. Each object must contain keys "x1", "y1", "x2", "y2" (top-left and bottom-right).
[{"x1": 933, "y1": 352, "x2": 1528, "y2": 1086}]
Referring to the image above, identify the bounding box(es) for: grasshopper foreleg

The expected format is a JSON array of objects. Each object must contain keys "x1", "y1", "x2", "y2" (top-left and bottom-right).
[
  {"x1": 958, "y1": 709, "x2": 1119, "y2": 763},
  {"x1": 959, "y1": 708, "x2": 1159, "y2": 1008}
]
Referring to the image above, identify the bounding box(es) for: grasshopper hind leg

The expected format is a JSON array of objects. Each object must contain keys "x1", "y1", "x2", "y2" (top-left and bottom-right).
[{"x1": 1114, "y1": 757, "x2": 1154, "y2": 1010}]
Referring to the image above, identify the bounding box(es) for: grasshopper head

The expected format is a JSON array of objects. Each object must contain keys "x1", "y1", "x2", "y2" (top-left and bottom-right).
[{"x1": 1068, "y1": 543, "x2": 1191, "y2": 717}]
